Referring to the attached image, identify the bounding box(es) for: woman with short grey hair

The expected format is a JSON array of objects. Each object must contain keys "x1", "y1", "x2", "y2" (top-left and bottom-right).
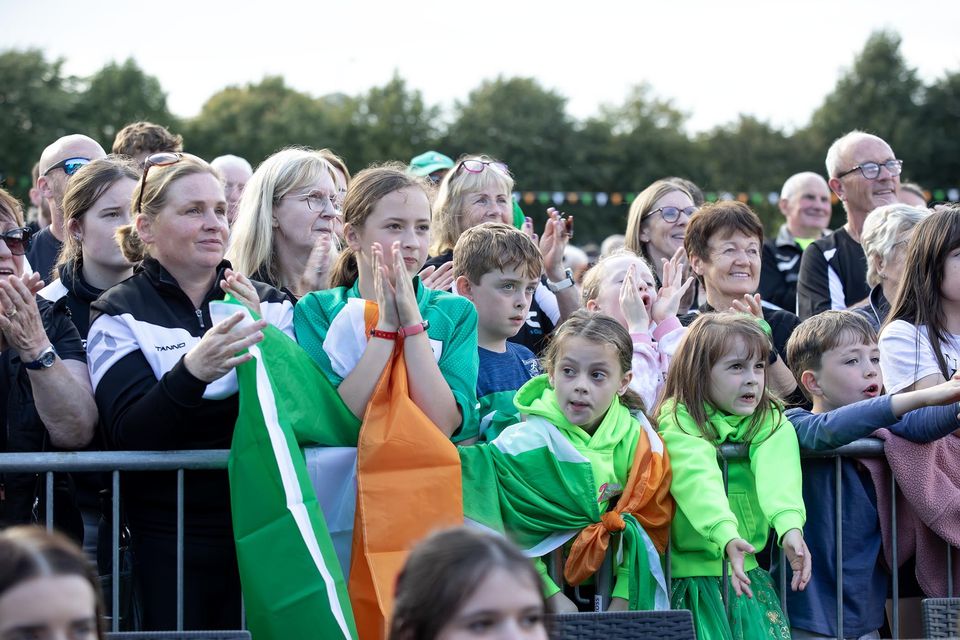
[{"x1": 856, "y1": 203, "x2": 930, "y2": 330}]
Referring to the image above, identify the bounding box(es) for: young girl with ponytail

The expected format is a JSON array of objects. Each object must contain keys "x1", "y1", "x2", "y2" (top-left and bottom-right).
[{"x1": 294, "y1": 163, "x2": 479, "y2": 441}]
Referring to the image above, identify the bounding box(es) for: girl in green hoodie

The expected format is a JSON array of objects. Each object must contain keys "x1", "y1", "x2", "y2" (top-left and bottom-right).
[{"x1": 656, "y1": 313, "x2": 811, "y2": 640}]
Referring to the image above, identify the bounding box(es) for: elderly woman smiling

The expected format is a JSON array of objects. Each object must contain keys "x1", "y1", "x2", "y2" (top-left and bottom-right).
[
  {"x1": 0, "y1": 187, "x2": 97, "y2": 526},
  {"x1": 856, "y1": 204, "x2": 930, "y2": 331}
]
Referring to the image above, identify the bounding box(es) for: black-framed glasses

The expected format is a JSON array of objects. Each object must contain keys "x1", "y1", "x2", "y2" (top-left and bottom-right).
[
  {"x1": 42, "y1": 157, "x2": 91, "y2": 177},
  {"x1": 136, "y1": 152, "x2": 182, "y2": 213},
  {"x1": 455, "y1": 159, "x2": 510, "y2": 176},
  {"x1": 836, "y1": 159, "x2": 903, "y2": 180},
  {"x1": 646, "y1": 205, "x2": 698, "y2": 223},
  {"x1": 0, "y1": 227, "x2": 33, "y2": 256}
]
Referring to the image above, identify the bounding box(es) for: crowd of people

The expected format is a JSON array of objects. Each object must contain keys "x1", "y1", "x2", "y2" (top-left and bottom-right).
[{"x1": 0, "y1": 120, "x2": 958, "y2": 640}]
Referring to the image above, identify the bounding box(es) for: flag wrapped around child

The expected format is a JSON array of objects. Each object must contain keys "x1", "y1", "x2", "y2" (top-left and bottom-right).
[
  {"x1": 459, "y1": 378, "x2": 674, "y2": 610},
  {"x1": 225, "y1": 297, "x2": 464, "y2": 640}
]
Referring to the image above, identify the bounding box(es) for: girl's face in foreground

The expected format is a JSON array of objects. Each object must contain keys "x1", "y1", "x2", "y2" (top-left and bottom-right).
[
  {"x1": 586, "y1": 255, "x2": 657, "y2": 327},
  {"x1": 436, "y1": 567, "x2": 547, "y2": 640},
  {"x1": 348, "y1": 186, "x2": 432, "y2": 280},
  {"x1": 707, "y1": 335, "x2": 765, "y2": 416},
  {"x1": 549, "y1": 336, "x2": 631, "y2": 434},
  {"x1": 0, "y1": 574, "x2": 99, "y2": 640}
]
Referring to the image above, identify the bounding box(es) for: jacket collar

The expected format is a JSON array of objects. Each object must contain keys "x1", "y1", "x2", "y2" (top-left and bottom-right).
[
  {"x1": 138, "y1": 257, "x2": 232, "y2": 303},
  {"x1": 57, "y1": 260, "x2": 104, "y2": 304}
]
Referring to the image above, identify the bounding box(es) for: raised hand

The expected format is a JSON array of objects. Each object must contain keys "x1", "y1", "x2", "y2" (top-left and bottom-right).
[
  {"x1": 730, "y1": 292, "x2": 764, "y2": 319},
  {"x1": 0, "y1": 274, "x2": 50, "y2": 359},
  {"x1": 540, "y1": 207, "x2": 571, "y2": 281},
  {"x1": 419, "y1": 260, "x2": 454, "y2": 292},
  {"x1": 725, "y1": 537, "x2": 756, "y2": 599},
  {"x1": 782, "y1": 528, "x2": 812, "y2": 592},
  {"x1": 221, "y1": 269, "x2": 262, "y2": 317},
  {"x1": 300, "y1": 233, "x2": 337, "y2": 294},
  {"x1": 392, "y1": 241, "x2": 424, "y2": 328},
  {"x1": 183, "y1": 312, "x2": 267, "y2": 383},
  {"x1": 372, "y1": 242, "x2": 399, "y2": 331},
  {"x1": 651, "y1": 253, "x2": 694, "y2": 324},
  {"x1": 619, "y1": 263, "x2": 650, "y2": 334}
]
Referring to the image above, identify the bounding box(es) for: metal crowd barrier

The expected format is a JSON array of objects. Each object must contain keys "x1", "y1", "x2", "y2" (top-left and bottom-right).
[{"x1": 0, "y1": 439, "x2": 955, "y2": 639}]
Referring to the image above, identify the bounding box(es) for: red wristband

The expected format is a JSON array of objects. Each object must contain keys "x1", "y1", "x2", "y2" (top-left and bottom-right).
[
  {"x1": 370, "y1": 328, "x2": 399, "y2": 341},
  {"x1": 398, "y1": 320, "x2": 429, "y2": 339}
]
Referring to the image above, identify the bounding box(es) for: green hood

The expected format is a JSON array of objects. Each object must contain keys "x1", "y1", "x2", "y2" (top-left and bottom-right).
[{"x1": 514, "y1": 374, "x2": 634, "y2": 452}]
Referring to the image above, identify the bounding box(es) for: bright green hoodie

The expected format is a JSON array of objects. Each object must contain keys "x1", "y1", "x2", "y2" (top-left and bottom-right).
[
  {"x1": 514, "y1": 374, "x2": 642, "y2": 599},
  {"x1": 657, "y1": 399, "x2": 805, "y2": 579}
]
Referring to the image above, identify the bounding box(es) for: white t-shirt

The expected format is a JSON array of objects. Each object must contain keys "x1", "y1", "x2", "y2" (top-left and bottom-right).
[{"x1": 879, "y1": 320, "x2": 960, "y2": 393}]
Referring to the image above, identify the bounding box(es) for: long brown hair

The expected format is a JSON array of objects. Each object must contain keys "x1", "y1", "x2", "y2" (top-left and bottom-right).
[
  {"x1": 329, "y1": 163, "x2": 428, "y2": 289},
  {"x1": 389, "y1": 527, "x2": 546, "y2": 640},
  {"x1": 0, "y1": 526, "x2": 106, "y2": 640},
  {"x1": 59, "y1": 156, "x2": 139, "y2": 275},
  {"x1": 884, "y1": 206, "x2": 960, "y2": 380},
  {"x1": 656, "y1": 312, "x2": 783, "y2": 442},
  {"x1": 543, "y1": 309, "x2": 645, "y2": 413}
]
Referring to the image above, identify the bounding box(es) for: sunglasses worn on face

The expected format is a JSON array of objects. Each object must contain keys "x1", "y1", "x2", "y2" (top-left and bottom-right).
[
  {"x1": 43, "y1": 157, "x2": 91, "y2": 177},
  {"x1": 647, "y1": 205, "x2": 698, "y2": 223},
  {"x1": 0, "y1": 227, "x2": 33, "y2": 256},
  {"x1": 136, "y1": 152, "x2": 183, "y2": 213},
  {"x1": 455, "y1": 160, "x2": 510, "y2": 176}
]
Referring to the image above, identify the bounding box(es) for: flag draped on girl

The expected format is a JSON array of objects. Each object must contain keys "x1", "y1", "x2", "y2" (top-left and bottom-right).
[{"x1": 224, "y1": 298, "x2": 463, "y2": 640}]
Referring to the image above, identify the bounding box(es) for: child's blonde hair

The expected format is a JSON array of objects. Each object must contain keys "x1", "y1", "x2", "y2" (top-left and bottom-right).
[
  {"x1": 657, "y1": 312, "x2": 783, "y2": 441},
  {"x1": 579, "y1": 248, "x2": 655, "y2": 306},
  {"x1": 542, "y1": 310, "x2": 645, "y2": 413}
]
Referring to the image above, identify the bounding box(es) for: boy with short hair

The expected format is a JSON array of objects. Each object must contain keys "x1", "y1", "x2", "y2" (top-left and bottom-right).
[
  {"x1": 783, "y1": 310, "x2": 960, "y2": 640},
  {"x1": 453, "y1": 223, "x2": 544, "y2": 441}
]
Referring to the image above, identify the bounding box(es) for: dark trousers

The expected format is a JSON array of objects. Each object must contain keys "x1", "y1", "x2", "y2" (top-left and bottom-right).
[{"x1": 131, "y1": 526, "x2": 242, "y2": 630}]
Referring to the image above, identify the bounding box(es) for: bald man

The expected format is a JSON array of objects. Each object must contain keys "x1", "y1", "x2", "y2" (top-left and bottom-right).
[
  {"x1": 759, "y1": 172, "x2": 832, "y2": 312},
  {"x1": 30, "y1": 135, "x2": 106, "y2": 282},
  {"x1": 210, "y1": 154, "x2": 253, "y2": 225},
  {"x1": 796, "y1": 131, "x2": 901, "y2": 319}
]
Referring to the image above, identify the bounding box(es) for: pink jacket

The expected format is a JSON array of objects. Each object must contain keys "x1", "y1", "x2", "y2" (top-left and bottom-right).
[
  {"x1": 859, "y1": 428, "x2": 960, "y2": 597},
  {"x1": 629, "y1": 316, "x2": 685, "y2": 415}
]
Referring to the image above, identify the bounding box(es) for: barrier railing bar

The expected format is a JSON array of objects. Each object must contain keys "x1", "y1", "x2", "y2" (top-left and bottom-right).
[
  {"x1": 176, "y1": 469, "x2": 185, "y2": 631},
  {"x1": 0, "y1": 450, "x2": 229, "y2": 472},
  {"x1": 948, "y1": 543, "x2": 954, "y2": 598},
  {"x1": 111, "y1": 470, "x2": 120, "y2": 633},
  {"x1": 44, "y1": 470, "x2": 53, "y2": 532},
  {"x1": 835, "y1": 455, "x2": 843, "y2": 640},
  {"x1": 721, "y1": 457, "x2": 729, "y2": 607},
  {"x1": 891, "y1": 474, "x2": 899, "y2": 639}
]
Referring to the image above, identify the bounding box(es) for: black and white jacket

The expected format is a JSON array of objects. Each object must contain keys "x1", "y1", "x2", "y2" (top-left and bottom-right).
[
  {"x1": 86, "y1": 258, "x2": 293, "y2": 533},
  {"x1": 796, "y1": 227, "x2": 869, "y2": 320}
]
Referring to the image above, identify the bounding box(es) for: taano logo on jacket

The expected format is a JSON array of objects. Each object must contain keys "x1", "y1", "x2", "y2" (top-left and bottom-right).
[{"x1": 155, "y1": 342, "x2": 186, "y2": 352}]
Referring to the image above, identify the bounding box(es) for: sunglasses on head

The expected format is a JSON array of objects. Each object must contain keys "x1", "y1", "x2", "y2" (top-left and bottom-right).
[
  {"x1": 136, "y1": 152, "x2": 183, "y2": 213},
  {"x1": 42, "y1": 157, "x2": 91, "y2": 177},
  {"x1": 455, "y1": 159, "x2": 510, "y2": 176},
  {"x1": 0, "y1": 227, "x2": 33, "y2": 256}
]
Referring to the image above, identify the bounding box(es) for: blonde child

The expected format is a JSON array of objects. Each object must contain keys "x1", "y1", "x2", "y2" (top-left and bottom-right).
[
  {"x1": 581, "y1": 248, "x2": 691, "y2": 412},
  {"x1": 460, "y1": 310, "x2": 673, "y2": 613},
  {"x1": 657, "y1": 312, "x2": 811, "y2": 639}
]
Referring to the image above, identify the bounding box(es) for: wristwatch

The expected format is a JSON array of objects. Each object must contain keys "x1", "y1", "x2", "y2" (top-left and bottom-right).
[
  {"x1": 24, "y1": 345, "x2": 58, "y2": 370},
  {"x1": 398, "y1": 320, "x2": 430, "y2": 339},
  {"x1": 546, "y1": 268, "x2": 576, "y2": 293}
]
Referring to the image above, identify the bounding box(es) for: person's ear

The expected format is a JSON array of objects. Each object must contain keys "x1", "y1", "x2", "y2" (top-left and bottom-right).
[
  {"x1": 778, "y1": 198, "x2": 791, "y2": 217},
  {"x1": 828, "y1": 177, "x2": 844, "y2": 201},
  {"x1": 37, "y1": 175, "x2": 53, "y2": 201},
  {"x1": 637, "y1": 225, "x2": 651, "y2": 243},
  {"x1": 874, "y1": 254, "x2": 886, "y2": 280},
  {"x1": 456, "y1": 276, "x2": 475, "y2": 301},
  {"x1": 800, "y1": 369, "x2": 824, "y2": 398},
  {"x1": 135, "y1": 214, "x2": 153, "y2": 244},
  {"x1": 585, "y1": 298, "x2": 600, "y2": 312},
  {"x1": 66, "y1": 218, "x2": 83, "y2": 241},
  {"x1": 344, "y1": 223, "x2": 361, "y2": 252},
  {"x1": 618, "y1": 370, "x2": 633, "y2": 395},
  {"x1": 690, "y1": 253, "x2": 706, "y2": 277}
]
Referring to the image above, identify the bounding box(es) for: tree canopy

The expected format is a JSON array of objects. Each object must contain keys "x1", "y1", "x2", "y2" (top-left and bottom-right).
[{"x1": 1, "y1": 31, "x2": 956, "y2": 243}]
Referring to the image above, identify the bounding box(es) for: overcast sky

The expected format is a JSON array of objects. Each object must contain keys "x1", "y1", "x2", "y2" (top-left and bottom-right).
[{"x1": 5, "y1": 0, "x2": 959, "y2": 133}]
